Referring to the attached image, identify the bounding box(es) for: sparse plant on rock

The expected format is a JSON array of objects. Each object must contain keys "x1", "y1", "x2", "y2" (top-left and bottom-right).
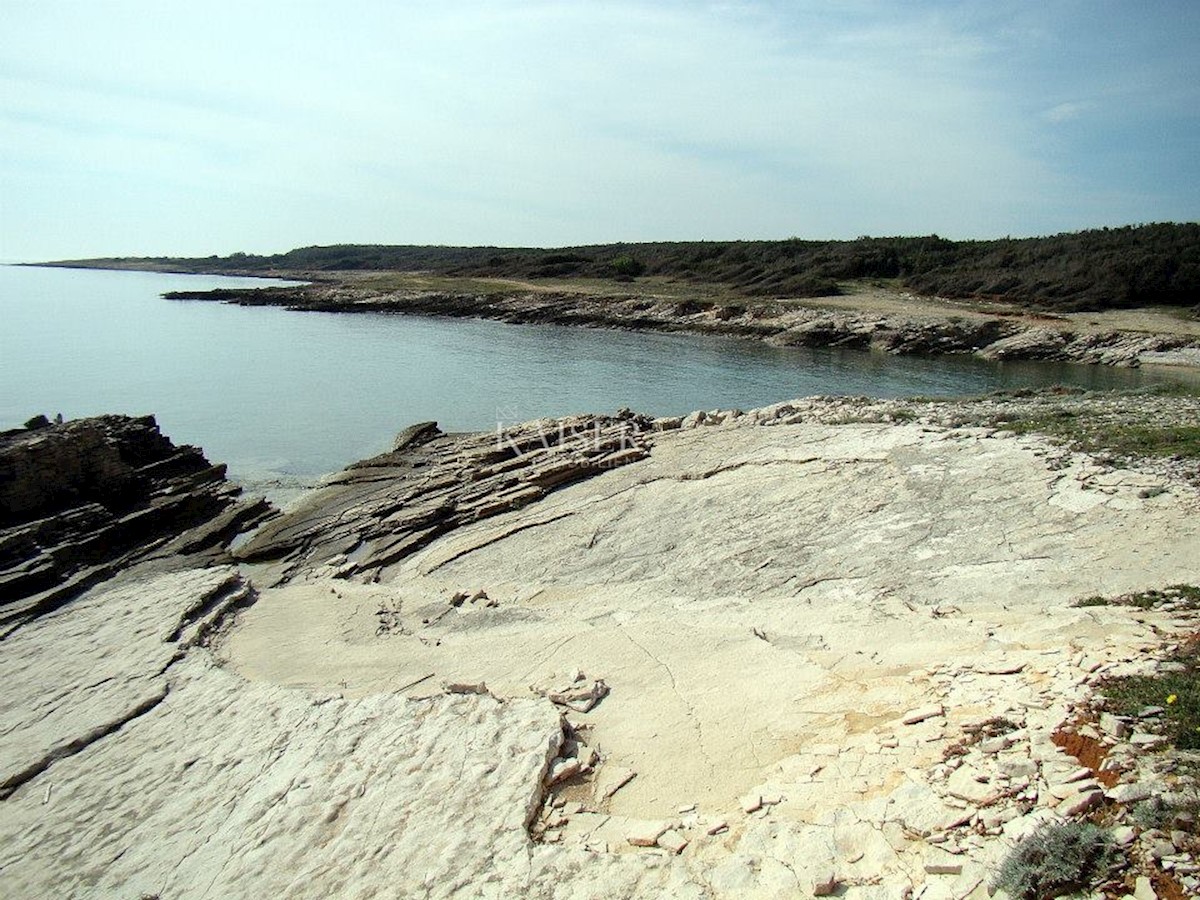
[
  {"x1": 1099, "y1": 624, "x2": 1200, "y2": 750},
  {"x1": 991, "y1": 822, "x2": 1115, "y2": 900}
]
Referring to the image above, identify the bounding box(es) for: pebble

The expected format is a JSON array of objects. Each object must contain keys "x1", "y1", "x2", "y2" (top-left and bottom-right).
[
  {"x1": 444, "y1": 681, "x2": 489, "y2": 695},
  {"x1": 547, "y1": 757, "x2": 581, "y2": 785},
  {"x1": 1100, "y1": 712, "x2": 1131, "y2": 739},
  {"x1": 595, "y1": 766, "x2": 636, "y2": 801},
  {"x1": 1148, "y1": 839, "x2": 1175, "y2": 860},
  {"x1": 1131, "y1": 734, "x2": 1166, "y2": 749},
  {"x1": 1107, "y1": 782, "x2": 1153, "y2": 804},
  {"x1": 626, "y1": 821, "x2": 668, "y2": 848},
  {"x1": 979, "y1": 735, "x2": 1015, "y2": 754},
  {"x1": 1060, "y1": 788, "x2": 1103, "y2": 817},
  {"x1": 810, "y1": 872, "x2": 839, "y2": 897},
  {"x1": 979, "y1": 661, "x2": 1027, "y2": 675},
  {"x1": 656, "y1": 830, "x2": 688, "y2": 855},
  {"x1": 1110, "y1": 825, "x2": 1137, "y2": 847},
  {"x1": 924, "y1": 851, "x2": 964, "y2": 876}
]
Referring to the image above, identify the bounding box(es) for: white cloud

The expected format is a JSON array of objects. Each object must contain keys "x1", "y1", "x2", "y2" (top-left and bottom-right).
[
  {"x1": 0, "y1": 1, "x2": 1194, "y2": 258},
  {"x1": 1042, "y1": 101, "x2": 1093, "y2": 124}
]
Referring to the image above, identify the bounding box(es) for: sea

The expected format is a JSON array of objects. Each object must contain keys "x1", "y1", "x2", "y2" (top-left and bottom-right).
[{"x1": 0, "y1": 264, "x2": 1179, "y2": 493}]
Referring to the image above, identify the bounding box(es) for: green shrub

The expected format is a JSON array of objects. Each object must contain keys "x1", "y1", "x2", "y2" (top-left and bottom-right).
[
  {"x1": 610, "y1": 255, "x2": 645, "y2": 278},
  {"x1": 991, "y1": 823, "x2": 1115, "y2": 899}
]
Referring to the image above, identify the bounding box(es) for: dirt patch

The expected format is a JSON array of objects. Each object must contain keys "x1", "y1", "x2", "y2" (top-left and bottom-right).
[{"x1": 1052, "y1": 724, "x2": 1119, "y2": 788}]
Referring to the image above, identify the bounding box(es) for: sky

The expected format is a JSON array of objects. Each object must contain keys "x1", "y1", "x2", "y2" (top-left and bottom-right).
[{"x1": 1, "y1": 0, "x2": 1198, "y2": 260}]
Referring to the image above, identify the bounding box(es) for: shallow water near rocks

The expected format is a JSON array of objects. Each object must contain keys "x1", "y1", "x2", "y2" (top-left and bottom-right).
[{"x1": 0, "y1": 264, "x2": 1178, "y2": 488}]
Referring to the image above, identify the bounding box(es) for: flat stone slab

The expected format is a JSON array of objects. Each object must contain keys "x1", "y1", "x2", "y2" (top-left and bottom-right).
[{"x1": 0, "y1": 567, "x2": 246, "y2": 798}]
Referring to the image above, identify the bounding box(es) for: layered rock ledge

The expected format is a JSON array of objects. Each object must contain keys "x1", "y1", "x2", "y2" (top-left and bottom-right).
[
  {"x1": 236, "y1": 412, "x2": 653, "y2": 585},
  {"x1": 0, "y1": 415, "x2": 273, "y2": 633}
]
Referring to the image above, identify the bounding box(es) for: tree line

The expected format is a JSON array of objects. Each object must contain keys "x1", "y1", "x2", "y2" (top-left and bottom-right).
[{"x1": 111, "y1": 223, "x2": 1200, "y2": 312}]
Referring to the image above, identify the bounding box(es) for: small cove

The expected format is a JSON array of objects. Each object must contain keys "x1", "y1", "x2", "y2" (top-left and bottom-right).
[{"x1": 0, "y1": 264, "x2": 1182, "y2": 491}]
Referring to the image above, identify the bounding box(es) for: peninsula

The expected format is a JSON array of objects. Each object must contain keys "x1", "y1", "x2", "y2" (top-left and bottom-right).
[{"x1": 38, "y1": 224, "x2": 1200, "y2": 370}]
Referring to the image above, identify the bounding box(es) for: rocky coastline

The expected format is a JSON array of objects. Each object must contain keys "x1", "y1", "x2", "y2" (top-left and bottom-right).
[
  {"x1": 162, "y1": 281, "x2": 1200, "y2": 370},
  {"x1": 0, "y1": 414, "x2": 272, "y2": 635},
  {"x1": 2, "y1": 393, "x2": 1199, "y2": 898}
]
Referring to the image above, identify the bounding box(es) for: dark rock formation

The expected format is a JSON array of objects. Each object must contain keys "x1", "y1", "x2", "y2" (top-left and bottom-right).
[
  {"x1": 236, "y1": 411, "x2": 654, "y2": 584},
  {"x1": 0, "y1": 415, "x2": 274, "y2": 633}
]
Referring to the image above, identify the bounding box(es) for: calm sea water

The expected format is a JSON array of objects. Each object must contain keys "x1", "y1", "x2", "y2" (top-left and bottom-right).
[{"x1": 0, "y1": 264, "x2": 1176, "y2": 490}]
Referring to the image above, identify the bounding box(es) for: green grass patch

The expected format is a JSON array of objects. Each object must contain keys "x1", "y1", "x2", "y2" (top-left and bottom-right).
[
  {"x1": 998, "y1": 413, "x2": 1200, "y2": 460},
  {"x1": 1098, "y1": 639, "x2": 1200, "y2": 751},
  {"x1": 1080, "y1": 585, "x2": 1200, "y2": 751},
  {"x1": 1074, "y1": 584, "x2": 1200, "y2": 610}
]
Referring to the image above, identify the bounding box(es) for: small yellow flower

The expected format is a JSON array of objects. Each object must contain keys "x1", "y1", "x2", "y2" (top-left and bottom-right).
[{"x1": 1166, "y1": 694, "x2": 1178, "y2": 704}]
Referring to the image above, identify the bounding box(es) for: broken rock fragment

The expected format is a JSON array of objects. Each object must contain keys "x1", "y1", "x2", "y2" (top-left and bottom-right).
[
  {"x1": 532, "y1": 670, "x2": 610, "y2": 712},
  {"x1": 902, "y1": 705, "x2": 944, "y2": 726},
  {"x1": 444, "y1": 681, "x2": 489, "y2": 695},
  {"x1": 657, "y1": 830, "x2": 688, "y2": 854},
  {"x1": 626, "y1": 820, "x2": 668, "y2": 848},
  {"x1": 593, "y1": 765, "x2": 636, "y2": 801}
]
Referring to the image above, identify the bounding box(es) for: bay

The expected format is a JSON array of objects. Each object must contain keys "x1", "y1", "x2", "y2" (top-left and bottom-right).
[{"x1": 0, "y1": 264, "x2": 1173, "y2": 490}]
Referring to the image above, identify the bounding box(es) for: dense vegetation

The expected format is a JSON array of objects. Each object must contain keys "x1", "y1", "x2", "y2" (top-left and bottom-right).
[{"x1": 61, "y1": 223, "x2": 1200, "y2": 312}]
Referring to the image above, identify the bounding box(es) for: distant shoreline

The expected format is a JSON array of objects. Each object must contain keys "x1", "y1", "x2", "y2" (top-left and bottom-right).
[
  {"x1": 23, "y1": 252, "x2": 1200, "y2": 372},
  {"x1": 156, "y1": 272, "x2": 1200, "y2": 373},
  {"x1": 19, "y1": 259, "x2": 302, "y2": 281},
  {"x1": 28, "y1": 224, "x2": 1200, "y2": 315}
]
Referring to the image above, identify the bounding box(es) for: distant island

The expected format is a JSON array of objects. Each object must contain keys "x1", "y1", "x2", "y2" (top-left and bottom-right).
[{"x1": 39, "y1": 222, "x2": 1200, "y2": 314}]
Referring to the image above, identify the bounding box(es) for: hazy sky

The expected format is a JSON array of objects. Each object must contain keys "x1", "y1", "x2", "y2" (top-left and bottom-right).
[{"x1": 2, "y1": 1, "x2": 1198, "y2": 260}]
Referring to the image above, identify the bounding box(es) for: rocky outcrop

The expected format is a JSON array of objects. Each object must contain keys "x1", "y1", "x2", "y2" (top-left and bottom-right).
[
  {"x1": 236, "y1": 411, "x2": 653, "y2": 584},
  {"x1": 3, "y1": 397, "x2": 1199, "y2": 897},
  {"x1": 0, "y1": 415, "x2": 273, "y2": 632},
  {"x1": 231, "y1": 403, "x2": 1199, "y2": 897},
  {"x1": 164, "y1": 282, "x2": 1200, "y2": 368}
]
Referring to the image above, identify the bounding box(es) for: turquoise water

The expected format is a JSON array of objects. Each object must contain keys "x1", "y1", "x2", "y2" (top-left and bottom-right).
[{"x1": 0, "y1": 264, "x2": 1174, "y2": 488}]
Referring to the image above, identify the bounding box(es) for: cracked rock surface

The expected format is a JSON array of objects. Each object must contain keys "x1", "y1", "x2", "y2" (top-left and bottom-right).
[
  {"x1": 5, "y1": 398, "x2": 1200, "y2": 898},
  {"x1": 226, "y1": 413, "x2": 1200, "y2": 823},
  {"x1": 0, "y1": 566, "x2": 248, "y2": 799},
  {"x1": 0, "y1": 567, "x2": 601, "y2": 899}
]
